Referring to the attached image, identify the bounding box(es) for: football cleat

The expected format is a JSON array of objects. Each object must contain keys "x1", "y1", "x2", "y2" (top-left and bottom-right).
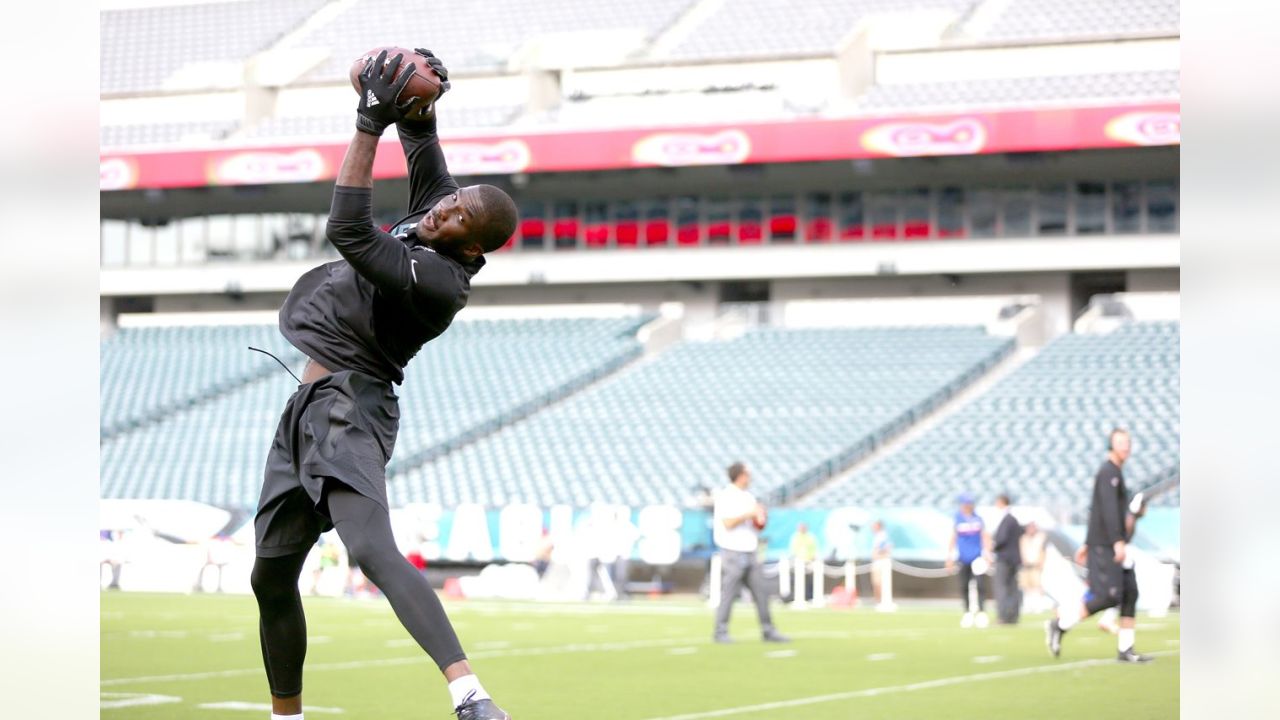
[
  {"x1": 762, "y1": 630, "x2": 791, "y2": 643},
  {"x1": 974, "y1": 612, "x2": 989, "y2": 629},
  {"x1": 1046, "y1": 619, "x2": 1062, "y2": 658},
  {"x1": 960, "y1": 612, "x2": 974, "y2": 628},
  {"x1": 455, "y1": 691, "x2": 511, "y2": 720},
  {"x1": 1116, "y1": 649, "x2": 1154, "y2": 663},
  {"x1": 713, "y1": 633, "x2": 733, "y2": 644}
]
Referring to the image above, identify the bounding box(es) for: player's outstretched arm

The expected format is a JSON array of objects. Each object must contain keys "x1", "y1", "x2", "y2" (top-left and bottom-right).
[
  {"x1": 398, "y1": 48, "x2": 458, "y2": 213},
  {"x1": 325, "y1": 53, "x2": 422, "y2": 293}
]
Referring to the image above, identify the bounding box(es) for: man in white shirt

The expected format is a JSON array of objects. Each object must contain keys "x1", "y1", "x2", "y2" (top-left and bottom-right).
[{"x1": 713, "y1": 462, "x2": 789, "y2": 644}]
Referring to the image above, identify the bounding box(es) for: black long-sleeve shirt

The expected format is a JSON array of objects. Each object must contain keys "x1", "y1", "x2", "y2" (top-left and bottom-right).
[
  {"x1": 278, "y1": 118, "x2": 482, "y2": 385},
  {"x1": 992, "y1": 513, "x2": 1022, "y2": 565},
  {"x1": 1085, "y1": 459, "x2": 1128, "y2": 547}
]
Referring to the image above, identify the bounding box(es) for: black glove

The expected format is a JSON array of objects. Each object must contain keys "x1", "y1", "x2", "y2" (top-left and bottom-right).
[
  {"x1": 356, "y1": 49, "x2": 418, "y2": 136},
  {"x1": 413, "y1": 48, "x2": 451, "y2": 96}
]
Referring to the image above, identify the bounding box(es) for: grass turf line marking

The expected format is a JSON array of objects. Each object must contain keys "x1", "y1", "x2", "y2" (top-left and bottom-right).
[
  {"x1": 667, "y1": 647, "x2": 699, "y2": 655},
  {"x1": 101, "y1": 692, "x2": 182, "y2": 710},
  {"x1": 764, "y1": 650, "x2": 798, "y2": 659},
  {"x1": 972, "y1": 655, "x2": 1003, "y2": 663},
  {"x1": 640, "y1": 651, "x2": 1179, "y2": 720},
  {"x1": 102, "y1": 636, "x2": 728, "y2": 687},
  {"x1": 866, "y1": 653, "x2": 895, "y2": 661},
  {"x1": 100, "y1": 628, "x2": 981, "y2": 688}
]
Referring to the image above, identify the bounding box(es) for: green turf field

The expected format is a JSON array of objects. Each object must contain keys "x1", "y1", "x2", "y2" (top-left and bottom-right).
[{"x1": 102, "y1": 592, "x2": 1178, "y2": 719}]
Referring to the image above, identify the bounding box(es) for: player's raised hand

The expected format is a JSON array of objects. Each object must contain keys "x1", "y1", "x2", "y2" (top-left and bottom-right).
[
  {"x1": 413, "y1": 48, "x2": 451, "y2": 96},
  {"x1": 356, "y1": 49, "x2": 418, "y2": 135}
]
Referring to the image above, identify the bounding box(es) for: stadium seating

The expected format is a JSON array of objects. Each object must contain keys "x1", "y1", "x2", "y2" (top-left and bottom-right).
[
  {"x1": 100, "y1": 317, "x2": 649, "y2": 507},
  {"x1": 658, "y1": 0, "x2": 977, "y2": 62},
  {"x1": 100, "y1": 324, "x2": 301, "y2": 437},
  {"x1": 100, "y1": 0, "x2": 331, "y2": 94},
  {"x1": 292, "y1": 0, "x2": 698, "y2": 81},
  {"x1": 805, "y1": 322, "x2": 1179, "y2": 515},
  {"x1": 100, "y1": 121, "x2": 240, "y2": 148},
  {"x1": 388, "y1": 326, "x2": 1012, "y2": 508},
  {"x1": 968, "y1": 0, "x2": 1179, "y2": 43},
  {"x1": 857, "y1": 70, "x2": 1180, "y2": 112}
]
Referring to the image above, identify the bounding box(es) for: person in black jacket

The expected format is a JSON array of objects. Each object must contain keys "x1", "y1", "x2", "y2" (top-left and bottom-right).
[
  {"x1": 249, "y1": 50, "x2": 518, "y2": 720},
  {"x1": 991, "y1": 494, "x2": 1023, "y2": 624},
  {"x1": 1045, "y1": 428, "x2": 1153, "y2": 663}
]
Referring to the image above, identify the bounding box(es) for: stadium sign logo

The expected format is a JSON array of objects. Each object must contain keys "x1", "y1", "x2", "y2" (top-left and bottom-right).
[
  {"x1": 210, "y1": 149, "x2": 327, "y2": 185},
  {"x1": 1104, "y1": 111, "x2": 1180, "y2": 146},
  {"x1": 99, "y1": 157, "x2": 138, "y2": 191},
  {"x1": 442, "y1": 139, "x2": 531, "y2": 175},
  {"x1": 860, "y1": 118, "x2": 987, "y2": 157},
  {"x1": 631, "y1": 129, "x2": 752, "y2": 166}
]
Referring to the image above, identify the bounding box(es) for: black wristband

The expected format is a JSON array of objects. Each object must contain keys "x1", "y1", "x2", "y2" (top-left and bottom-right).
[{"x1": 356, "y1": 113, "x2": 387, "y2": 136}]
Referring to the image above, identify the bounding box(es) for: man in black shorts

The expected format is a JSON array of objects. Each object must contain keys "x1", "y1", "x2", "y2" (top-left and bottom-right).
[
  {"x1": 250, "y1": 49, "x2": 518, "y2": 720},
  {"x1": 1045, "y1": 428, "x2": 1153, "y2": 663}
]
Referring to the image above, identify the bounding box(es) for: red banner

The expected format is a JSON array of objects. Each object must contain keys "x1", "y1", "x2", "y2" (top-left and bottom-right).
[{"x1": 100, "y1": 103, "x2": 1179, "y2": 191}]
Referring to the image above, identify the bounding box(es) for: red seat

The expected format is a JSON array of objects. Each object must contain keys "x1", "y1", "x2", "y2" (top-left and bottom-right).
[
  {"x1": 615, "y1": 221, "x2": 639, "y2": 247},
  {"x1": 553, "y1": 218, "x2": 579, "y2": 244},
  {"x1": 645, "y1": 220, "x2": 670, "y2": 246},
  {"x1": 676, "y1": 224, "x2": 700, "y2": 246},
  {"x1": 805, "y1": 218, "x2": 832, "y2": 242},
  {"x1": 584, "y1": 224, "x2": 609, "y2": 247},
  {"x1": 519, "y1": 218, "x2": 545, "y2": 239},
  {"x1": 871, "y1": 223, "x2": 897, "y2": 240},
  {"x1": 738, "y1": 222, "x2": 764, "y2": 244},
  {"x1": 903, "y1": 220, "x2": 931, "y2": 239},
  {"x1": 769, "y1": 215, "x2": 797, "y2": 235},
  {"x1": 839, "y1": 224, "x2": 866, "y2": 241},
  {"x1": 707, "y1": 221, "x2": 731, "y2": 243}
]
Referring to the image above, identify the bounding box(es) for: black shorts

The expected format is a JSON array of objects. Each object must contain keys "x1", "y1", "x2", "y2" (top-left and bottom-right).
[
  {"x1": 1086, "y1": 545, "x2": 1139, "y2": 617},
  {"x1": 254, "y1": 370, "x2": 399, "y2": 558}
]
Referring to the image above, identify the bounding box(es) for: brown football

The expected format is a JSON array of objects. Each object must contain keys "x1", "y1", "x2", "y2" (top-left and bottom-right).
[{"x1": 349, "y1": 46, "x2": 443, "y2": 115}]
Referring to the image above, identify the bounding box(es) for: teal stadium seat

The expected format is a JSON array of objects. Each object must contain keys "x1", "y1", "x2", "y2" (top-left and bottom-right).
[
  {"x1": 390, "y1": 325, "x2": 1012, "y2": 507},
  {"x1": 100, "y1": 317, "x2": 649, "y2": 507},
  {"x1": 804, "y1": 322, "x2": 1179, "y2": 515}
]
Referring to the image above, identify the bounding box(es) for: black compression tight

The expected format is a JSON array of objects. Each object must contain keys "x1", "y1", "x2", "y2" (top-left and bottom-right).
[{"x1": 251, "y1": 484, "x2": 466, "y2": 698}]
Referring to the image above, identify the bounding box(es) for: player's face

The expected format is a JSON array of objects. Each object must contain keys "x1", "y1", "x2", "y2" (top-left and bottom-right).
[
  {"x1": 1112, "y1": 432, "x2": 1132, "y2": 462},
  {"x1": 417, "y1": 187, "x2": 483, "y2": 257}
]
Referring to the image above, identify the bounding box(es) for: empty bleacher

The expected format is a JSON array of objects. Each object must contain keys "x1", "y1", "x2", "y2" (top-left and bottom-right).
[
  {"x1": 968, "y1": 0, "x2": 1179, "y2": 43},
  {"x1": 857, "y1": 70, "x2": 1179, "y2": 112},
  {"x1": 388, "y1": 326, "x2": 1012, "y2": 507},
  {"x1": 100, "y1": 0, "x2": 330, "y2": 94},
  {"x1": 292, "y1": 0, "x2": 697, "y2": 82},
  {"x1": 100, "y1": 324, "x2": 301, "y2": 436},
  {"x1": 100, "y1": 317, "x2": 648, "y2": 507},
  {"x1": 805, "y1": 321, "x2": 1179, "y2": 513},
  {"x1": 659, "y1": 0, "x2": 977, "y2": 62},
  {"x1": 100, "y1": 120, "x2": 240, "y2": 148}
]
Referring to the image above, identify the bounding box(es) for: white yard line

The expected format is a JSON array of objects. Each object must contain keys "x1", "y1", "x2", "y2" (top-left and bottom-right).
[
  {"x1": 101, "y1": 692, "x2": 182, "y2": 710},
  {"x1": 102, "y1": 629, "x2": 909, "y2": 687},
  {"x1": 102, "y1": 637, "x2": 712, "y2": 687},
  {"x1": 641, "y1": 651, "x2": 1179, "y2": 720}
]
